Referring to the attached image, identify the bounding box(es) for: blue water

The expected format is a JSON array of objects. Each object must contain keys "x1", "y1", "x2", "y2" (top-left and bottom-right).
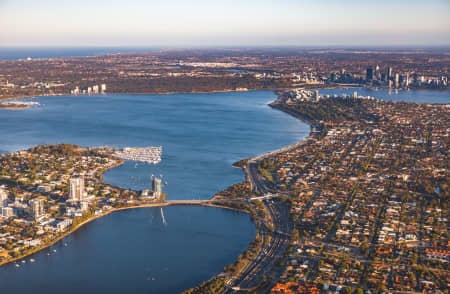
[
  {"x1": 0, "y1": 89, "x2": 447, "y2": 293},
  {"x1": 0, "y1": 90, "x2": 309, "y2": 293},
  {"x1": 0, "y1": 206, "x2": 255, "y2": 294},
  {"x1": 0, "y1": 91, "x2": 309, "y2": 200},
  {"x1": 318, "y1": 87, "x2": 450, "y2": 104},
  {"x1": 0, "y1": 47, "x2": 158, "y2": 60}
]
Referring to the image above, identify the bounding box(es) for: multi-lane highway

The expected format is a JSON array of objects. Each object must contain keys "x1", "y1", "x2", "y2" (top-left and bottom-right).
[{"x1": 221, "y1": 161, "x2": 292, "y2": 293}]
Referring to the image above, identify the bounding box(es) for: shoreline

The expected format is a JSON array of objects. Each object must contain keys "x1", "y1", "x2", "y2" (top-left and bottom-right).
[
  {"x1": 0, "y1": 92, "x2": 314, "y2": 269},
  {"x1": 0, "y1": 200, "x2": 250, "y2": 267},
  {"x1": 0, "y1": 88, "x2": 257, "y2": 103},
  {"x1": 0, "y1": 91, "x2": 316, "y2": 292},
  {"x1": 1, "y1": 85, "x2": 448, "y2": 105}
]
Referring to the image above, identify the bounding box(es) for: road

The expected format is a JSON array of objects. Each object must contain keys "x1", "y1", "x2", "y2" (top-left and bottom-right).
[{"x1": 221, "y1": 161, "x2": 291, "y2": 293}]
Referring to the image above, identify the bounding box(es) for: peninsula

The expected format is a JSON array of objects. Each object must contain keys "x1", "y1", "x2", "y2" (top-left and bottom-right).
[
  {"x1": 183, "y1": 91, "x2": 448, "y2": 293},
  {"x1": 0, "y1": 91, "x2": 448, "y2": 293}
]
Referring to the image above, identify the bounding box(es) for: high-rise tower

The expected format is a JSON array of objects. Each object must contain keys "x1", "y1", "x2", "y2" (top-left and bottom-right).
[
  {"x1": 152, "y1": 178, "x2": 162, "y2": 199},
  {"x1": 69, "y1": 177, "x2": 85, "y2": 202}
]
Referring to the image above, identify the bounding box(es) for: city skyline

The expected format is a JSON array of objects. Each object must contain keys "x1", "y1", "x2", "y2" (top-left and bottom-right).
[{"x1": 1, "y1": 0, "x2": 449, "y2": 47}]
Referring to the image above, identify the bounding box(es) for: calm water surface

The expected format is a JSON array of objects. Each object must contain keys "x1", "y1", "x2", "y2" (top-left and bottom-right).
[
  {"x1": 0, "y1": 90, "x2": 309, "y2": 293},
  {"x1": 0, "y1": 89, "x2": 447, "y2": 293},
  {"x1": 319, "y1": 87, "x2": 450, "y2": 104},
  {"x1": 0, "y1": 206, "x2": 254, "y2": 294},
  {"x1": 0, "y1": 47, "x2": 158, "y2": 61}
]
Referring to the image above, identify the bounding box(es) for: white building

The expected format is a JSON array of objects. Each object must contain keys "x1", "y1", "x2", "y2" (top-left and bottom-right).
[
  {"x1": 69, "y1": 177, "x2": 85, "y2": 202},
  {"x1": 0, "y1": 186, "x2": 8, "y2": 207},
  {"x1": 29, "y1": 198, "x2": 45, "y2": 218},
  {"x1": 56, "y1": 219, "x2": 73, "y2": 232},
  {"x1": 2, "y1": 207, "x2": 14, "y2": 218},
  {"x1": 80, "y1": 201, "x2": 89, "y2": 211}
]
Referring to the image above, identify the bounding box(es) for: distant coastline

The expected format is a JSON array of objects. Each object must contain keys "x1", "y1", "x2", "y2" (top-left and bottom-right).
[
  {"x1": 2, "y1": 83, "x2": 449, "y2": 105},
  {"x1": 0, "y1": 101, "x2": 40, "y2": 109},
  {"x1": 0, "y1": 88, "x2": 252, "y2": 104}
]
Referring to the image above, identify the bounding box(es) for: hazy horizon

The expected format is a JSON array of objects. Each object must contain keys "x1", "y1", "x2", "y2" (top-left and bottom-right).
[{"x1": 1, "y1": 0, "x2": 449, "y2": 47}]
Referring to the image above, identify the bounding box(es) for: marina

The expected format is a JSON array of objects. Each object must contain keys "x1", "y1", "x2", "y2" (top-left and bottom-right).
[{"x1": 112, "y1": 146, "x2": 162, "y2": 165}]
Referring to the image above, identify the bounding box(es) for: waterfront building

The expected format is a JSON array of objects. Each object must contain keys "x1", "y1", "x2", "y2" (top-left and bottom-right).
[
  {"x1": 375, "y1": 65, "x2": 381, "y2": 80},
  {"x1": 56, "y1": 219, "x2": 73, "y2": 232},
  {"x1": 69, "y1": 177, "x2": 85, "y2": 202},
  {"x1": 101, "y1": 84, "x2": 107, "y2": 93},
  {"x1": 314, "y1": 90, "x2": 320, "y2": 101},
  {"x1": 80, "y1": 201, "x2": 89, "y2": 211},
  {"x1": 152, "y1": 178, "x2": 162, "y2": 198},
  {"x1": 353, "y1": 91, "x2": 358, "y2": 98},
  {"x1": 330, "y1": 72, "x2": 337, "y2": 81},
  {"x1": 2, "y1": 207, "x2": 13, "y2": 218},
  {"x1": 29, "y1": 198, "x2": 45, "y2": 219},
  {"x1": 93, "y1": 85, "x2": 99, "y2": 94},
  {"x1": 395, "y1": 73, "x2": 400, "y2": 88},
  {"x1": 0, "y1": 185, "x2": 8, "y2": 207}
]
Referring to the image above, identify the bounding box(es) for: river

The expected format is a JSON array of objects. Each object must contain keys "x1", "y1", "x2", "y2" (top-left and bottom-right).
[
  {"x1": 0, "y1": 90, "x2": 309, "y2": 293},
  {"x1": 0, "y1": 89, "x2": 447, "y2": 293}
]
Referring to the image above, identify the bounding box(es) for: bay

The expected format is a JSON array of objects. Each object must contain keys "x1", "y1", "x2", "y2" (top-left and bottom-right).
[
  {"x1": 0, "y1": 90, "x2": 309, "y2": 293},
  {"x1": 0, "y1": 88, "x2": 447, "y2": 293}
]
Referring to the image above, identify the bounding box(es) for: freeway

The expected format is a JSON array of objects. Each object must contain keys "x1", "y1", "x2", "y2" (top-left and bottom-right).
[{"x1": 222, "y1": 160, "x2": 292, "y2": 293}]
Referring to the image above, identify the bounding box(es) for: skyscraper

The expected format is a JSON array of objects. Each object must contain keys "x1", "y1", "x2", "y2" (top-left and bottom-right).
[
  {"x1": 29, "y1": 198, "x2": 45, "y2": 219},
  {"x1": 387, "y1": 67, "x2": 392, "y2": 81},
  {"x1": 366, "y1": 67, "x2": 373, "y2": 81},
  {"x1": 0, "y1": 186, "x2": 8, "y2": 208},
  {"x1": 69, "y1": 177, "x2": 85, "y2": 202},
  {"x1": 152, "y1": 178, "x2": 162, "y2": 199}
]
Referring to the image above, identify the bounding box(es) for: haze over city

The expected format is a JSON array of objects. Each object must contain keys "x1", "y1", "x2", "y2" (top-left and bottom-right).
[{"x1": 1, "y1": 0, "x2": 449, "y2": 47}]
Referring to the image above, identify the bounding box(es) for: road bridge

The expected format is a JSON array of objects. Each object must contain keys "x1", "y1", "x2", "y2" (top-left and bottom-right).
[
  {"x1": 165, "y1": 199, "x2": 211, "y2": 205},
  {"x1": 249, "y1": 193, "x2": 281, "y2": 201}
]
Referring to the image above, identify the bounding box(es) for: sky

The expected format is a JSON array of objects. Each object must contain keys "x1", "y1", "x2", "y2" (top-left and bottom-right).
[{"x1": 0, "y1": 0, "x2": 449, "y2": 47}]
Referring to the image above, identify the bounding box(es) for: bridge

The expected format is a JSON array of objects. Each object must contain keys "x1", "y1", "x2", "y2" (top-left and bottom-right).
[
  {"x1": 249, "y1": 193, "x2": 280, "y2": 201},
  {"x1": 163, "y1": 194, "x2": 281, "y2": 205},
  {"x1": 165, "y1": 199, "x2": 211, "y2": 205}
]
